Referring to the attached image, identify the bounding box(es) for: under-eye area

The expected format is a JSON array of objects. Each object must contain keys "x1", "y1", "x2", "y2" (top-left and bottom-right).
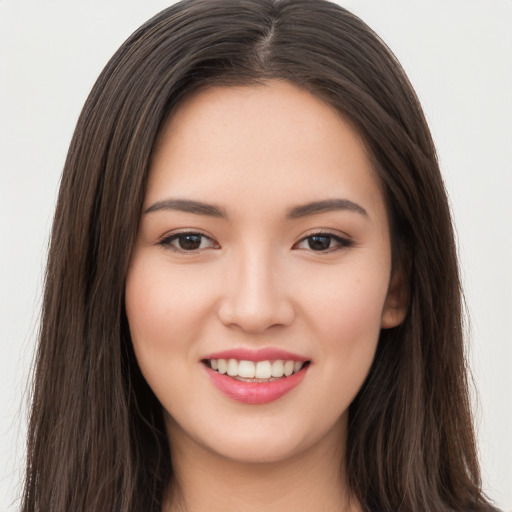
[{"x1": 203, "y1": 359, "x2": 311, "y2": 382}]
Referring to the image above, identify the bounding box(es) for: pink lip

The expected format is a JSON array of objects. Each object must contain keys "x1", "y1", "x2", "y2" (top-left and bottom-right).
[
  {"x1": 203, "y1": 364, "x2": 308, "y2": 405},
  {"x1": 203, "y1": 348, "x2": 308, "y2": 362}
]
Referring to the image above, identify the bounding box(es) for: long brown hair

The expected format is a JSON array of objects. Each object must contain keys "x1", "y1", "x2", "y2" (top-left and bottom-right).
[{"x1": 22, "y1": 1, "x2": 494, "y2": 511}]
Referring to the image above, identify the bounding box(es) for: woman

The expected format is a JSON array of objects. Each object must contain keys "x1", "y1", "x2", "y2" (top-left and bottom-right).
[{"x1": 21, "y1": 0, "x2": 498, "y2": 511}]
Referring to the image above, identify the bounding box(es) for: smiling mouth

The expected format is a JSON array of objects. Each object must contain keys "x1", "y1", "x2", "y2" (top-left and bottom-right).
[{"x1": 203, "y1": 358, "x2": 310, "y2": 382}]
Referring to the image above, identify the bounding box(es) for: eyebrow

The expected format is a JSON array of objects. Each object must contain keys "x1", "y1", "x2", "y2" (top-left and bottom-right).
[
  {"x1": 286, "y1": 198, "x2": 367, "y2": 219},
  {"x1": 144, "y1": 197, "x2": 367, "y2": 219},
  {"x1": 144, "y1": 198, "x2": 227, "y2": 217}
]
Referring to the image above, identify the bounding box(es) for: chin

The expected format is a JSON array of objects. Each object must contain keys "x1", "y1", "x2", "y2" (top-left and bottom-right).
[
  {"x1": 208, "y1": 435, "x2": 306, "y2": 465},
  {"x1": 175, "y1": 409, "x2": 347, "y2": 467}
]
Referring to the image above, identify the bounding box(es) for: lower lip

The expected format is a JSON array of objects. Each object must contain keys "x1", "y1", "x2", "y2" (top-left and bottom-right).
[{"x1": 204, "y1": 364, "x2": 308, "y2": 404}]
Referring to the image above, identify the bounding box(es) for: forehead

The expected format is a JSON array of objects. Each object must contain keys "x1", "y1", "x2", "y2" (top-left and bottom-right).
[{"x1": 146, "y1": 81, "x2": 386, "y2": 221}]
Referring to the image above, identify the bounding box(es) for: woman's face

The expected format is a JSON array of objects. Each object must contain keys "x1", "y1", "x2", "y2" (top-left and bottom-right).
[{"x1": 125, "y1": 81, "x2": 406, "y2": 464}]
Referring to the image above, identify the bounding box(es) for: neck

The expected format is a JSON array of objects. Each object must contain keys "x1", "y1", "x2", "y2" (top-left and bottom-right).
[{"x1": 162, "y1": 417, "x2": 360, "y2": 512}]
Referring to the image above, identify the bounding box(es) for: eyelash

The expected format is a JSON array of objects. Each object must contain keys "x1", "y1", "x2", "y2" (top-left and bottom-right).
[
  {"x1": 158, "y1": 232, "x2": 218, "y2": 252},
  {"x1": 293, "y1": 231, "x2": 353, "y2": 253},
  {"x1": 157, "y1": 230, "x2": 353, "y2": 253}
]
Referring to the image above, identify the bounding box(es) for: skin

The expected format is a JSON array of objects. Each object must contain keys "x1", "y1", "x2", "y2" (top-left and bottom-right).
[{"x1": 125, "y1": 81, "x2": 407, "y2": 512}]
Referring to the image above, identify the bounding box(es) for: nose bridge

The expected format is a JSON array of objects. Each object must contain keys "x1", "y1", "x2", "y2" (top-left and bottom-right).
[{"x1": 218, "y1": 243, "x2": 294, "y2": 332}]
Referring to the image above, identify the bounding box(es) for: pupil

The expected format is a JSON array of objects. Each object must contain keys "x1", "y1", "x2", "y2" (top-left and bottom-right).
[
  {"x1": 308, "y1": 236, "x2": 331, "y2": 251},
  {"x1": 179, "y1": 234, "x2": 202, "y2": 250}
]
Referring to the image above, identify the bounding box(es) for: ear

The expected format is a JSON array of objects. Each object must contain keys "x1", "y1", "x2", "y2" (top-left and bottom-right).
[{"x1": 381, "y1": 268, "x2": 408, "y2": 328}]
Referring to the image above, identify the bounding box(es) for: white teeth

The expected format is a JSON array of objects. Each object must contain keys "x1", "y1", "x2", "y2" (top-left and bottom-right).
[
  {"x1": 227, "y1": 359, "x2": 238, "y2": 377},
  {"x1": 271, "y1": 360, "x2": 284, "y2": 378},
  {"x1": 255, "y1": 360, "x2": 272, "y2": 379},
  {"x1": 284, "y1": 360, "x2": 294, "y2": 376},
  {"x1": 208, "y1": 358, "x2": 306, "y2": 379},
  {"x1": 238, "y1": 360, "x2": 256, "y2": 378},
  {"x1": 217, "y1": 359, "x2": 227, "y2": 374}
]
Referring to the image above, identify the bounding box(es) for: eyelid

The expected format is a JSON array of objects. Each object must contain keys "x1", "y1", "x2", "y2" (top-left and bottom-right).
[
  {"x1": 155, "y1": 228, "x2": 353, "y2": 253},
  {"x1": 293, "y1": 229, "x2": 354, "y2": 252},
  {"x1": 157, "y1": 229, "x2": 220, "y2": 252}
]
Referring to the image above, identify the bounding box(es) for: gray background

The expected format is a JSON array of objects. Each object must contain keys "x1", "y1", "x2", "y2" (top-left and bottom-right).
[{"x1": 1, "y1": 1, "x2": 511, "y2": 510}]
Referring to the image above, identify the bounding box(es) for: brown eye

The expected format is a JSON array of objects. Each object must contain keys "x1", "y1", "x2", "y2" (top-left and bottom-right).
[
  {"x1": 307, "y1": 235, "x2": 333, "y2": 251},
  {"x1": 295, "y1": 232, "x2": 353, "y2": 252},
  {"x1": 176, "y1": 234, "x2": 203, "y2": 250},
  {"x1": 159, "y1": 232, "x2": 217, "y2": 252}
]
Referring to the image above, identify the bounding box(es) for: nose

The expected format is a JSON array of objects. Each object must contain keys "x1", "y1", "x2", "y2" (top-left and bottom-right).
[{"x1": 217, "y1": 249, "x2": 295, "y2": 333}]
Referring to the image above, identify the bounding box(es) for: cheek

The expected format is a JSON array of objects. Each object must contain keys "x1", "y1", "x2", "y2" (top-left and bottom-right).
[
  {"x1": 299, "y1": 260, "x2": 389, "y2": 389},
  {"x1": 125, "y1": 256, "x2": 214, "y2": 368},
  {"x1": 305, "y1": 260, "x2": 389, "y2": 337}
]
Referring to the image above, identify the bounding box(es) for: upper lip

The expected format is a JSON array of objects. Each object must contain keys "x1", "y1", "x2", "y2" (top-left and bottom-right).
[{"x1": 202, "y1": 347, "x2": 309, "y2": 362}]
